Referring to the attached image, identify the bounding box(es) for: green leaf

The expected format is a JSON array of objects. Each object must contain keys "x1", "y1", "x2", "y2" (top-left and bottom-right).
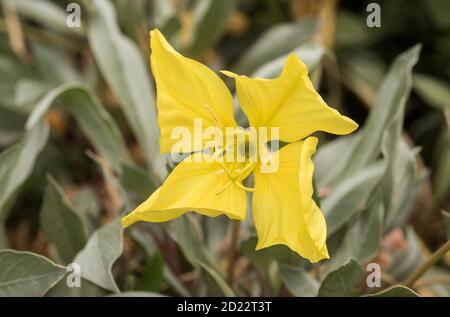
[
  {"x1": 366, "y1": 285, "x2": 419, "y2": 297},
  {"x1": 14, "y1": 79, "x2": 53, "y2": 108},
  {"x1": 252, "y1": 42, "x2": 325, "y2": 78},
  {"x1": 339, "y1": 50, "x2": 386, "y2": 105},
  {"x1": 330, "y1": 197, "x2": 384, "y2": 268},
  {"x1": 198, "y1": 261, "x2": 235, "y2": 297},
  {"x1": 233, "y1": 21, "x2": 316, "y2": 75},
  {"x1": 152, "y1": 0, "x2": 182, "y2": 40},
  {"x1": 442, "y1": 211, "x2": 450, "y2": 241},
  {"x1": 26, "y1": 82, "x2": 130, "y2": 171},
  {"x1": 341, "y1": 45, "x2": 421, "y2": 177},
  {"x1": 382, "y1": 139, "x2": 420, "y2": 232},
  {"x1": 318, "y1": 258, "x2": 363, "y2": 297},
  {"x1": 279, "y1": 265, "x2": 319, "y2": 297},
  {"x1": 240, "y1": 237, "x2": 290, "y2": 272},
  {"x1": 120, "y1": 162, "x2": 158, "y2": 199},
  {"x1": 47, "y1": 277, "x2": 102, "y2": 297},
  {"x1": 40, "y1": 175, "x2": 88, "y2": 264},
  {"x1": 136, "y1": 252, "x2": 164, "y2": 293},
  {"x1": 73, "y1": 219, "x2": 123, "y2": 293},
  {"x1": 167, "y1": 215, "x2": 230, "y2": 295},
  {"x1": 188, "y1": 0, "x2": 236, "y2": 56},
  {"x1": 414, "y1": 74, "x2": 450, "y2": 111},
  {"x1": 335, "y1": 11, "x2": 372, "y2": 48},
  {"x1": 0, "y1": 121, "x2": 49, "y2": 221},
  {"x1": 4, "y1": 0, "x2": 84, "y2": 37},
  {"x1": 32, "y1": 44, "x2": 86, "y2": 85},
  {"x1": 166, "y1": 215, "x2": 216, "y2": 269},
  {"x1": 322, "y1": 161, "x2": 386, "y2": 237},
  {"x1": 88, "y1": 0, "x2": 165, "y2": 178},
  {"x1": 0, "y1": 250, "x2": 66, "y2": 296},
  {"x1": 314, "y1": 134, "x2": 359, "y2": 188}
]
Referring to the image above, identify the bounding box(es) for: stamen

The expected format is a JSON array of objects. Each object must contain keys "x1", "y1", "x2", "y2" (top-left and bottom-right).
[
  {"x1": 215, "y1": 161, "x2": 256, "y2": 195},
  {"x1": 235, "y1": 183, "x2": 255, "y2": 192}
]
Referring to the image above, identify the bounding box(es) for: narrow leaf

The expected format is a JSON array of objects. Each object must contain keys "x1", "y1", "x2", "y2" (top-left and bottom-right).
[
  {"x1": 88, "y1": 0, "x2": 164, "y2": 178},
  {"x1": 26, "y1": 82, "x2": 130, "y2": 171}
]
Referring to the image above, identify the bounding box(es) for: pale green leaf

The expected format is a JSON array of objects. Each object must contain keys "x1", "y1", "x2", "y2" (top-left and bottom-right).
[
  {"x1": 26, "y1": 82, "x2": 130, "y2": 171},
  {"x1": 0, "y1": 121, "x2": 49, "y2": 221},
  {"x1": 0, "y1": 250, "x2": 66, "y2": 297},
  {"x1": 341, "y1": 45, "x2": 421, "y2": 177},
  {"x1": 136, "y1": 253, "x2": 164, "y2": 293},
  {"x1": 366, "y1": 285, "x2": 419, "y2": 297},
  {"x1": 40, "y1": 175, "x2": 88, "y2": 264},
  {"x1": 252, "y1": 43, "x2": 325, "y2": 78},
  {"x1": 4, "y1": 0, "x2": 84, "y2": 37},
  {"x1": 329, "y1": 198, "x2": 384, "y2": 270},
  {"x1": 88, "y1": 0, "x2": 165, "y2": 178},
  {"x1": 233, "y1": 21, "x2": 316, "y2": 75},
  {"x1": 318, "y1": 258, "x2": 363, "y2": 297},
  {"x1": 322, "y1": 161, "x2": 386, "y2": 237},
  {"x1": 279, "y1": 265, "x2": 319, "y2": 297},
  {"x1": 73, "y1": 219, "x2": 123, "y2": 293},
  {"x1": 188, "y1": 0, "x2": 236, "y2": 55}
]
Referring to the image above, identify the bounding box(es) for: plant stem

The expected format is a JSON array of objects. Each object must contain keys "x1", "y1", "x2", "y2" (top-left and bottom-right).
[
  {"x1": 404, "y1": 240, "x2": 450, "y2": 288},
  {"x1": 226, "y1": 220, "x2": 241, "y2": 286}
]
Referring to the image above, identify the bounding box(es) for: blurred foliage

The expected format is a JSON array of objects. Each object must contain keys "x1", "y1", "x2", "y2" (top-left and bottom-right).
[{"x1": 0, "y1": 0, "x2": 449, "y2": 297}]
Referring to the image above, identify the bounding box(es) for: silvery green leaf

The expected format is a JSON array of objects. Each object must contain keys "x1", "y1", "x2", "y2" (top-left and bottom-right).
[
  {"x1": 233, "y1": 21, "x2": 316, "y2": 75},
  {"x1": 73, "y1": 219, "x2": 123, "y2": 293},
  {"x1": 26, "y1": 82, "x2": 130, "y2": 171},
  {"x1": 188, "y1": 0, "x2": 236, "y2": 56},
  {"x1": 88, "y1": 0, "x2": 165, "y2": 179},
  {"x1": 279, "y1": 264, "x2": 319, "y2": 297},
  {"x1": 366, "y1": 286, "x2": 419, "y2": 297},
  {"x1": 322, "y1": 161, "x2": 386, "y2": 237},
  {"x1": 0, "y1": 250, "x2": 66, "y2": 297},
  {"x1": 318, "y1": 258, "x2": 363, "y2": 297},
  {"x1": 328, "y1": 197, "x2": 384, "y2": 270},
  {"x1": 4, "y1": 0, "x2": 84, "y2": 37},
  {"x1": 341, "y1": 45, "x2": 421, "y2": 177},
  {"x1": 0, "y1": 121, "x2": 49, "y2": 221},
  {"x1": 252, "y1": 43, "x2": 325, "y2": 79},
  {"x1": 40, "y1": 175, "x2": 88, "y2": 264}
]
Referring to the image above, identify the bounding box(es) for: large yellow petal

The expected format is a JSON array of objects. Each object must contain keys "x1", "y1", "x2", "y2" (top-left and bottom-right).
[
  {"x1": 121, "y1": 155, "x2": 247, "y2": 227},
  {"x1": 223, "y1": 54, "x2": 358, "y2": 142},
  {"x1": 150, "y1": 29, "x2": 237, "y2": 153},
  {"x1": 252, "y1": 137, "x2": 329, "y2": 262}
]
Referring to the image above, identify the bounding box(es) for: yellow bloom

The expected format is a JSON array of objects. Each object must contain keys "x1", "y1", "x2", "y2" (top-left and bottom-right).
[{"x1": 121, "y1": 29, "x2": 358, "y2": 262}]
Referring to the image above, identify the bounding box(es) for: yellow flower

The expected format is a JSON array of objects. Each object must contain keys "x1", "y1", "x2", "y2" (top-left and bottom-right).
[{"x1": 121, "y1": 29, "x2": 358, "y2": 262}]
